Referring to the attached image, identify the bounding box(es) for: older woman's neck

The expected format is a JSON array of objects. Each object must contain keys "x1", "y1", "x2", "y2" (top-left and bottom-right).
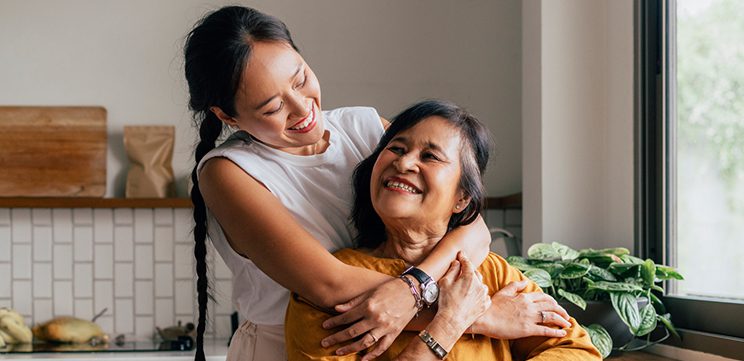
[{"x1": 380, "y1": 226, "x2": 447, "y2": 265}]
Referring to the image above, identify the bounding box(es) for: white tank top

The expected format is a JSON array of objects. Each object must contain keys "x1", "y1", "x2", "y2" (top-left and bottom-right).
[{"x1": 197, "y1": 106, "x2": 384, "y2": 325}]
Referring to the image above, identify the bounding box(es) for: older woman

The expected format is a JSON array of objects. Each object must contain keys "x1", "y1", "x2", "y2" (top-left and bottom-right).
[{"x1": 285, "y1": 100, "x2": 601, "y2": 360}]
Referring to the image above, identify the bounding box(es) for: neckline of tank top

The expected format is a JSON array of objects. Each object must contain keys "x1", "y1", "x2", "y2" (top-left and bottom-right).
[{"x1": 228, "y1": 129, "x2": 339, "y2": 167}]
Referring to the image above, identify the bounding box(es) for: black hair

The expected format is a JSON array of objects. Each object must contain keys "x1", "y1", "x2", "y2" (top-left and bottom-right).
[
  {"x1": 350, "y1": 99, "x2": 492, "y2": 249},
  {"x1": 183, "y1": 6, "x2": 297, "y2": 361}
]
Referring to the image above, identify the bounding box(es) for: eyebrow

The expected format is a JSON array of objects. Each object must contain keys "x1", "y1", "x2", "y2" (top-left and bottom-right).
[
  {"x1": 253, "y1": 64, "x2": 304, "y2": 110},
  {"x1": 390, "y1": 136, "x2": 444, "y2": 152}
]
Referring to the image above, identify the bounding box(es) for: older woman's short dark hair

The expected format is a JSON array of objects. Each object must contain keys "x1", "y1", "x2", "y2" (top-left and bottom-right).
[{"x1": 351, "y1": 99, "x2": 493, "y2": 249}]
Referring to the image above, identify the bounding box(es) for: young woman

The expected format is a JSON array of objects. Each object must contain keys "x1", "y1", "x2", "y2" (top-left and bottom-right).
[{"x1": 184, "y1": 6, "x2": 570, "y2": 361}]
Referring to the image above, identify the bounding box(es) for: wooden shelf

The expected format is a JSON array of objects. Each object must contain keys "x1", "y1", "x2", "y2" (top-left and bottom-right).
[
  {"x1": 0, "y1": 197, "x2": 192, "y2": 208},
  {"x1": 485, "y1": 192, "x2": 522, "y2": 209}
]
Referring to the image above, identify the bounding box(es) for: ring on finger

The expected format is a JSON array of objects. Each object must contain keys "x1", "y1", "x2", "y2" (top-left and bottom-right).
[
  {"x1": 369, "y1": 332, "x2": 378, "y2": 343},
  {"x1": 540, "y1": 310, "x2": 546, "y2": 323}
]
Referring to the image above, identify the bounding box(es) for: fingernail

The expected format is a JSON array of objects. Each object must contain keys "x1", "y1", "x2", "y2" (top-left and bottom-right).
[
  {"x1": 321, "y1": 340, "x2": 328, "y2": 347},
  {"x1": 322, "y1": 322, "x2": 329, "y2": 329}
]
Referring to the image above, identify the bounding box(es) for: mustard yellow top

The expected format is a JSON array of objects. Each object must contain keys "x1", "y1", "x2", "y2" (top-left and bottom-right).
[{"x1": 285, "y1": 249, "x2": 602, "y2": 361}]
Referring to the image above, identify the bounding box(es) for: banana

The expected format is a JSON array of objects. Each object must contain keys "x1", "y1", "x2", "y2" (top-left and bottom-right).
[
  {"x1": 0, "y1": 315, "x2": 33, "y2": 344},
  {"x1": 0, "y1": 308, "x2": 25, "y2": 325},
  {"x1": 0, "y1": 332, "x2": 5, "y2": 348},
  {"x1": 0, "y1": 328, "x2": 16, "y2": 344}
]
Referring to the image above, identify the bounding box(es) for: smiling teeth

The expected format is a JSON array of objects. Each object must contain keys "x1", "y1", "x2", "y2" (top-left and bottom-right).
[
  {"x1": 290, "y1": 116, "x2": 312, "y2": 130},
  {"x1": 386, "y1": 181, "x2": 420, "y2": 194}
]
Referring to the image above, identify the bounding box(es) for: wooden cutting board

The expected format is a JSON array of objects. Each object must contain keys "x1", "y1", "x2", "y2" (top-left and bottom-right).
[{"x1": 0, "y1": 106, "x2": 107, "y2": 197}]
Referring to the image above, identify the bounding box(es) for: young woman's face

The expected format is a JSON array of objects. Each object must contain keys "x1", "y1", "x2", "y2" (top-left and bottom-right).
[
  {"x1": 370, "y1": 116, "x2": 469, "y2": 228},
  {"x1": 217, "y1": 41, "x2": 323, "y2": 155}
]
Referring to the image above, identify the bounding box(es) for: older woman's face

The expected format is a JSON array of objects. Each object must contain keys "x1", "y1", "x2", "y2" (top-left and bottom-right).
[{"x1": 370, "y1": 116, "x2": 468, "y2": 227}]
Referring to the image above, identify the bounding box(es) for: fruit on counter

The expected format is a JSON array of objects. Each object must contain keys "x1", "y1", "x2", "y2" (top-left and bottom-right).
[
  {"x1": 32, "y1": 316, "x2": 109, "y2": 344},
  {"x1": 0, "y1": 307, "x2": 33, "y2": 345}
]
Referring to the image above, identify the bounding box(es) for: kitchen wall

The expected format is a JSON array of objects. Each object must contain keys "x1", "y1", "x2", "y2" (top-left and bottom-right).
[
  {"x1": 0, "y1": 0, "x2": 522, "y2": 198},
  {"x1": 0, "y1": 207, "x2": 520, "y2": 339}
]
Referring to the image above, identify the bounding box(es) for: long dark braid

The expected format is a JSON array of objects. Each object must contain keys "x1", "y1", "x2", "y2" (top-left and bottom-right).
[{"x1": 183, "y1": 6, "x2": 298, "y2": 361}]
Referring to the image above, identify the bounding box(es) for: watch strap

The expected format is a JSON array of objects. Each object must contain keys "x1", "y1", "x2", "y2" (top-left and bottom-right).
[
  {"x1": 418, "y1": 330, "x2": 448, "y2": 359},
  {"x1": 402, "y1": 266, "x2": 434, "y2": 286}
]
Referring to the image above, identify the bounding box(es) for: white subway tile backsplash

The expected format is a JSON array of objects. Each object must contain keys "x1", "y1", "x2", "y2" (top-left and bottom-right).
[
  {"x1": 94, "y1": 280, "x2": 114, "y2": 314},
  {"x1": 11, "y1": 209, "x2": 32, "y2": 243},
  {"x1": 53, "y1": 281, "x2": 73, "y2": 316},
  {"x1": 93, "y1": 209, "x2": 113, "y2": 243},
  {"x1": 114, "y1": 209, "x2": 133, "y2": 225},
  {"x1": 0, "y1": 209, "x2": 10, "y2": 225},
  {"x1": 74, "y1": 298, "x2": 93, "y2": 320},
  {"x1": 135, "y1": 316, "x2": 155, "y2": 338},
  {"x1": 154, "y1": 299, "x2": 174, "y2": 329},
  {"x1": 134, "y1": 245, "x2": 154, "y2": 279},
  {"x1": 12, "y1": 244, "x2": 32, "y2": 279},
  {"x1": 12, "y1": 281, "x2": 32, "y2": 315},
  {"x1": 33, "y1": 226, "x2": 52, "y2": 262},
  {"x1": 72, "y1": 209, "x2": 93, "y2": 225},
  {"x1": 0, "y1": 227, "x2": 10, "y2": 262},
  {"x1": 73, "y1": 229, "x2": 94, "y2": 261},
  {"x1": 33, "y1": 263, "x2": 52, "y2": 298},
  {"x1": 32, "y1": 209, "x2": 52, "y2": 225},
  {"x1": 154, "y1": 209, "x2": 173, "y2": 226},
  {"x1": 114, "y1": 227, "x2": 134, "y2": 261},
  {"x1": 134, "y1": 281, "x2": 154, "y2": 315},
  {"x1": 94, "y1": 244, "x2": 113, "y2": 279},
  {"x1": 154, "y1": 263, "x2": 173, "y2": 298},
  {"x1": 114, "y1": 263, "x2": 134, "y2": 297},
  {"x1": 4, "y1": 206, "x2": 236, "y2": 339},
  {"x1": 97, "y1": 315, "x2": 114, "y2": 335},
  {"x1": 0, "y1": 263, "x2": 11, "y2": 297},
  {"x1": 53, "y1": 244, "x2": 73, "y2": 280},
  {"x1": 114, "y1": 299, "x2": 134, "y2": 334},
  {"x1": 134, "y1": 209, "x2": 153, "y2": 243},
  {"x1": 173, "y1": 209, "x2": 192, "y2": 244},
  {"x1": 174, "y1": 280, "x2": 193, "y2": 315},
  {"x1": 33, "y1": 299, "x2": 53, "y2": 324},
  {"x1": 154, "y1": 227, "x2": 174, "y2": 262},
  {"x1": 74, "y1": 264, "x2": 93, "y2": 298},
  {"x1": 52, "y1": 209, "x2": 73, "y2": 244},
  {"x1": 174, "y1": 244, "x2": 193, "y2": 280}
]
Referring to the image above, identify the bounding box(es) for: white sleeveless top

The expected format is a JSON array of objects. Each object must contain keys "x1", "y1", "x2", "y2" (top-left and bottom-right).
[{"x1": 197, "y1": 106, "x2": 384, "y2": 325}]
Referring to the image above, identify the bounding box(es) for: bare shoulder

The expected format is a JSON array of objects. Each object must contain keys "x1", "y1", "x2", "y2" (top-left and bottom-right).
[
  {"x1": 379, "y1": 116, "x2": 390, "y2": 129},
  {"x1": 198, "y1": 157, "x2": 266, "y2": 204}
]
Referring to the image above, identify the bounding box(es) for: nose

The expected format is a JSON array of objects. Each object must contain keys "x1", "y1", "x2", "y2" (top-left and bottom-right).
[
  {"x1": 393, "y1": 152, "x2": 419, "y2": 173},
  {"x1": 287, "y1": 92, "x2": 309, "y2": 119}
]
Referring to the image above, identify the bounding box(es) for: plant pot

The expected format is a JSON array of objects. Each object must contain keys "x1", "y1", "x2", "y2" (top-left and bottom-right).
[{"x1": 559, "y1": 298, "x2": 648, "y2": 348}]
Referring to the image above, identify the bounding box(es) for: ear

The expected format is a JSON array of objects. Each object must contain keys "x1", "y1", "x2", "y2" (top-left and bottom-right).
[
  {"x1": 210, "y1": 106, "x2": 238, "y2": 128},
  {"x1": 453, "y1": 192, "x2": 472, "y2": 214}
]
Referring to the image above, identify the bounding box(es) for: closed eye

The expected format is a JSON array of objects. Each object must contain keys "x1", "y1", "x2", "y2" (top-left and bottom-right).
[
  {"x1": 422, "y1": 152, "x2": 440, "y2": 161},
  {"x1": 386, "y1": 145, "x2": 405, "y2": 155},
  {"x1": 264, "y1": 102, "x2": 283, "y2": 115}
]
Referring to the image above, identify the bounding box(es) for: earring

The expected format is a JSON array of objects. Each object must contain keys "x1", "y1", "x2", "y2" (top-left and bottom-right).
[{"x1": 455, "y1": 205, "x2": 460, "y2": 209}]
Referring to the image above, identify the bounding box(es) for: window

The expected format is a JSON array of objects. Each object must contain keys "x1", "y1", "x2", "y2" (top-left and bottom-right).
[{"x1": 636, "y1": 0, "x2": 744, "y2": 358}]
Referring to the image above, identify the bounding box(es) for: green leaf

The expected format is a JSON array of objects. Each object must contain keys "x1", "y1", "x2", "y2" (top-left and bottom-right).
[
  {"x1": 641, "y1": 259, "x2": 657, "y2": 287},
  {"x1": 636, "y1": 302, "x2": 658, "y2": 336},
  {"x1": 651, "y1": 284, "x2": 664, "y2": 293},
  {"x1": 523, "y1": 268, "x2": 553, "y2": 288},
  {"x1": 552, "y1": 242, "x2": 580, "y2": 261},
  {"x1": 610, "y1": 293, "x2": 641, "y2": 334},
  {"x1": 608, "y1": 263, "x2": 641, "y2": 278},
  {"x1": 621, "y1": 254, "x2": 645, "y2": 264},
  {"x1": 527, "y1": 243, "x2": 561, "y2": 261},
  {"x1": 506, "y1": 256, "x2": 528, "y2": 265},
  {"x1": 558, "y1": 288, "x2": 587, "y2": 310},
  {"x1": 589, "y1": 281, "x2": 644, "y2": 292},
  {"x1": 588, "y1": 266, "x2": 618, "y2": 282},
  {"x1": 655, "y1": 265, "x2": 684, "y2": 280},
  {"x1": 559, "y1": 263, "x2": 591, "y2": 279},
  {"x1": 510, "y1": 262, "x2": 534, "y2": 273},
  {"x1": 584, "y1": 324, "x2": 612, "y2": 358},
  {"x1": 657, "y1": 313, "x2": 680, "y2": 338},
  {"x1": 579, "y1": 247, "x2": 630, "y2": 258},
  {"x1": 533, "y1": 262, "x2": 565, "y2": 278},
  {"x1": 649, "y1": 292, "x2": 666, "y2": 314}
]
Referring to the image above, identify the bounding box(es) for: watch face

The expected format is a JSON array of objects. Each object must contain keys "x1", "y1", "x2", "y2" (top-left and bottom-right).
[{"x1": 422, "y1": 283, "x2": 439, "y2": 304}]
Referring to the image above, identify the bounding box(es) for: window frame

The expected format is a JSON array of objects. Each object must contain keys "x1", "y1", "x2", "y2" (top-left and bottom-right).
[{"x1": 635, "y1": 0, "x2": 744, "y2": 358}]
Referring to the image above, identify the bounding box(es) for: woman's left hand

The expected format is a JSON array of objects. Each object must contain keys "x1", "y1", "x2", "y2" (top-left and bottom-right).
[{"x1": 319, "y1": 277, "x2": 418, "y2": 360}]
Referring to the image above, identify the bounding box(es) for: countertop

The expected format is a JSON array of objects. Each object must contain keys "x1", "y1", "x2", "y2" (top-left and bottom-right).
[{"x1": 0, "y1": 339, "x2": 228, "y2": 361}]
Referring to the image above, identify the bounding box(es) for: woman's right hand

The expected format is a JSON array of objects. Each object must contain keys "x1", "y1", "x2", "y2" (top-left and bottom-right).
[
  {"x1": 435, "y1": 252, "x2": 492, "y2": 336},
  {"x1": 470, "y1": 280, "x2": 572, "y2": 339},
  {"x1": 319, "y1": 276, "x2": 419, "y2": 360}
]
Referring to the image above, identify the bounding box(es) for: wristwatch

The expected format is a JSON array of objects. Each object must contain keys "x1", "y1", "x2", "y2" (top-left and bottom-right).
[{"x1": 402, "y1": 266, "x2": 439, "y2": 307}]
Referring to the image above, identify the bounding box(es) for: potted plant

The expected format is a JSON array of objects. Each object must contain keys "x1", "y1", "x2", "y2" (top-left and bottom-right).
[{"x1": 506, "y1": 242, "x2": 683, "y2": 358}]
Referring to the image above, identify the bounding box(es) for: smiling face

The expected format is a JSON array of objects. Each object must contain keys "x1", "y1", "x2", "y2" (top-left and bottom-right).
[
  {"x1": 212, "y1": 41, "x2": 324, "y2": 155},
  {"x1": 370, "y1": 116, "x2": 470, "y2": 230}
]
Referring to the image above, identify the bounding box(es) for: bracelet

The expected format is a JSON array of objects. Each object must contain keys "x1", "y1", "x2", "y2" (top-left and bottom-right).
[
  {"x1": 418, "y1": 330, "x2": 448, "y2": 359},
  {"x1": 398, "y1": 275, "x2": 423, "y2": 311}
]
